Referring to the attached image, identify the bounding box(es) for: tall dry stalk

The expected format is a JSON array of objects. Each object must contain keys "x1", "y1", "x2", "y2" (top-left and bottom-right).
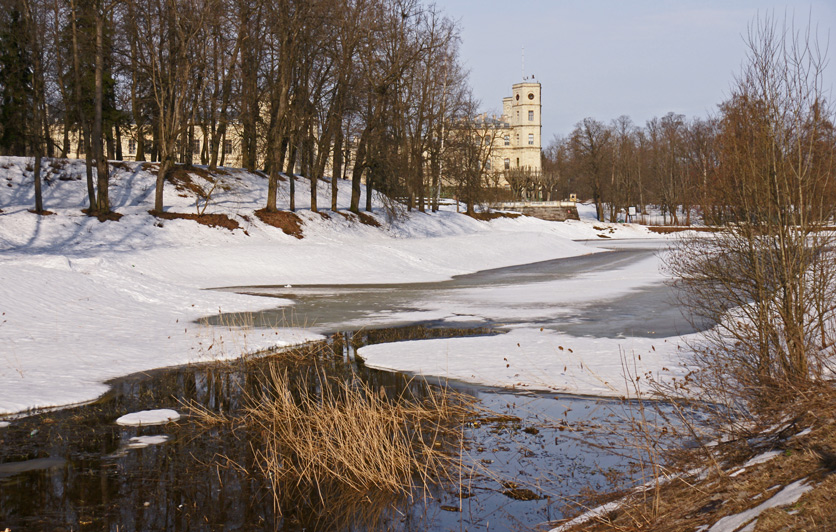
[{"x1": 246, "y1": 364, "x2": 472, "y2": 509}]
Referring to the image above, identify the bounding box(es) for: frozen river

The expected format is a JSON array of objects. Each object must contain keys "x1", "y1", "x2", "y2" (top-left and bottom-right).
[
  {"x1": 1, "y1": 239, "x2": 699, "y2": 531},
  {"x1": 213, "y1": 239, "x2": 695, "y2": 340}
]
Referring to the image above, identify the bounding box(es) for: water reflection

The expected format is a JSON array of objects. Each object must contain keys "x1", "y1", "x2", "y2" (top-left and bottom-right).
[{"x1": 0, "y1": 328, "x2": 680, "y2": 531}]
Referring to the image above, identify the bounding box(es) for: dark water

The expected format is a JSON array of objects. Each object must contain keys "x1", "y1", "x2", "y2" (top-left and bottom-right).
[{"x1": 0, "y1": 328, "x2": 675, "y2": 532}]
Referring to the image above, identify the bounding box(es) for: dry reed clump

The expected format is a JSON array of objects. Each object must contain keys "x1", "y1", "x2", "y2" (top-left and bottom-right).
[{"x1": 246, "y1": 365, "x2": 473, "y2": 502}]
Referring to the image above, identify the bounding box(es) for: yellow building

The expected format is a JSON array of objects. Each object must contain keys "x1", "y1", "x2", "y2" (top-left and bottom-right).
[
  {"x1": 51, "y1": 79, "x2": 542, "y2": 189},
  {"x1": 487, "y1": 80, "x2": 542, "y2": 176}
]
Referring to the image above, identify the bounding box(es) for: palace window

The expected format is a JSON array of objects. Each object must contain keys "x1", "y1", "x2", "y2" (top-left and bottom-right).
[
  {"x1": 128, "y1": 139, "x2": 136, "y2": 154},
  {"x1": 224, "y1": 140, "x2": 233, "y2": 154},
  {"x1": 504, "y1": 158, "x2": 510, "y2": 170},
  {"x1": 528, "y1": 110, "x2": 534, "y2": 121},
  {"x1": 528, "y1": 133, "x2": 534, "y2": 145},
  {"x1": 192, "y1": 139, "x2": 201, "y2": 155},
  {"x1": 504, "y1": 135, "x2": 510, "y2": 146},
  {"x1": 485, "y1": 159, "x2": 491, "y2": 170}
]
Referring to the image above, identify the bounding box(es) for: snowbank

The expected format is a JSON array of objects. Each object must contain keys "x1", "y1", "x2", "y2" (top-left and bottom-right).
[{"x1": 359, "y1": 327, "x2": 693, "y2": 396}]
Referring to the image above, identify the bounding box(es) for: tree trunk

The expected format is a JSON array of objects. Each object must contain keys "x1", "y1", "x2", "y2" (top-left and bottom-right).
[
  {"x1": 331, "y1": 126, "x2": 343, "y2": 211},
  {"x1": 350, "y1": 128, "x2": 369, "y2": 213},
  {"x1": 266, "y1": 135, "x2": 288, "y2": 212},
  {"x1": 83, "y1": 129, "x2": 95, "y2": 211},
  {"x1": 93, "y1": 8, "x2": 109, "y2": 215},
  {"x1": 286, "y1": 143, "x2": 297, "y2": 212},
  {"x1": 365, "y1": 168, "x2": 373, "y2": 212},
  {"x1": 154, "y1": 157, "x2": 171, "y2": 214}
]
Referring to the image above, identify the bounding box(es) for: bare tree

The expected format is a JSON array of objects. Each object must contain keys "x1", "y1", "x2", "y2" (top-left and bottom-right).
[
  {"x1": 126, "y1": 0, "x2": 208, "y2": 213},
  {"x1": 569, "y1": 117, "x2": 610, "y2": 221},
  {"x1": 19, "y1": 0, "x2": 47, "y2": 213},
  {"x1": 445, "y1": 94, "x2": 496, "y2": 216},
  {"x1": 667, "y1": 14, "x2": 836, "y2": 409}
]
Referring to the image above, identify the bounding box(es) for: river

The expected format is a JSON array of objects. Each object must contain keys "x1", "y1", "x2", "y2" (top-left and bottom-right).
[{"x1": 0, "y1": 239, "x2": 695, "y2": 531}]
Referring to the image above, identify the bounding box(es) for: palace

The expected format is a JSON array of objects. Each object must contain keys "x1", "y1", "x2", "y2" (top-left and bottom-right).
[
  {"x1": 486, "y1": 79, "x2": 542, "y2": 175},
  {"x1": 49, "y1": 79, "x2": 543, "y2": 189}
]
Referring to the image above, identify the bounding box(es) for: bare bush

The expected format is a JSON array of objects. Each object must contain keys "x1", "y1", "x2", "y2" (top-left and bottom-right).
[{"x1": 666, "y1": 14, "x2": 836, "y2": 412}]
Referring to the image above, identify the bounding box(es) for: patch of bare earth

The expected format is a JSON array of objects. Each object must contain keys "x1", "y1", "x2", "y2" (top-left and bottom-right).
[
  {"x1": 109, "y1": 161, "x2": 132, "y2": 172},
  {"x1": 553, "y1": 388, "x2": 836, "y2": 532},
  {"x1": 254, "y1": 209, "x2": 304, "y2": 238},
  {"x1": 165, "y1": 164, "x2": 230, "y2": 195},
  {"x1": 333, "y1": 210, "x2": 381, "y2": 227},
  {"x1": 81, "y1": 208, "x2": 123, "y2": 222},
  {"x1": 150, "y1": 210, "x2": 240, "y2": 231}
]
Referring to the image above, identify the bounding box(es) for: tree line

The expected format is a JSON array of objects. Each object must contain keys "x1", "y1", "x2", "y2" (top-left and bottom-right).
[
  {"x1": 0, "y1": 0, "x2": 477, "y2": 217},
  {"x1": 544, "y1": 89, "x2": 835, "y2": 226}
]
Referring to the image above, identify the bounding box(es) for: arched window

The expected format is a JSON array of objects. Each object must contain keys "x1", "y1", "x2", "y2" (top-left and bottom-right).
[
  {"x1": 504, "y1": 158, "x2": 510, "y2": 170},
  {"x1": 528, "y1": 133, "x2": 534, "y2": 145}
]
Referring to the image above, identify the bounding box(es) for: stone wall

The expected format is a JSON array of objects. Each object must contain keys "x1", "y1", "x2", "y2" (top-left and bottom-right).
[{"x1": 497, "y1": 201, "x2": 580, "y2": 222}]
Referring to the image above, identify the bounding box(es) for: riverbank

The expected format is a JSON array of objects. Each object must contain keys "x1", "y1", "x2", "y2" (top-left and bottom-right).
[
  {"x1": 1, "y1": 156, "x2": 665, "y2": 415},
  {"x1": 549, "y1": 387, "x2": 836, "y2": 532}
]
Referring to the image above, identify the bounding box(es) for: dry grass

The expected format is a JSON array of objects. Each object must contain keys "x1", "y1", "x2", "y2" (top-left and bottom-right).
[
  {"x1": 150, "y1": 210, "x2": 240, "y2": 231},
  {"x1": 333, "y1": 210, "x2": 382, "y2": 227},
  {"x1": 166, "y1": 164, "x2": 213, "y2": 194},
  {"x1": 553, "y1": 384, "x2": 836, "y2": 532},
  {"x1": 247, "y1": 365, "x2": 472, "y2": 499},
  {"x1": 182, "y1": 334, "x2": 476, "y2": 527},
  {"x1": 254, "y1": 208, "x2": 304, "y2": 238}
]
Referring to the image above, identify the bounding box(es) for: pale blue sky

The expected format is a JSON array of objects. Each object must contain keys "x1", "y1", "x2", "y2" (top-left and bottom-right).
[{"x1": 438, "y1": 1, "x2": 836, "y2": 142}]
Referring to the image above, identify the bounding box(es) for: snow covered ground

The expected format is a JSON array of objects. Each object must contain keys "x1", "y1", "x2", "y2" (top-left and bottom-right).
[{"x1": 0, "y1": 156, "x2": 671, "y2": 415}]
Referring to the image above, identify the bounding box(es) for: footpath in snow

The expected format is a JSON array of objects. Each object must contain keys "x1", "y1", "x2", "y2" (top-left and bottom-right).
[{"x1": 0, "y1": 157, "x2": 669, "y2": 415}]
